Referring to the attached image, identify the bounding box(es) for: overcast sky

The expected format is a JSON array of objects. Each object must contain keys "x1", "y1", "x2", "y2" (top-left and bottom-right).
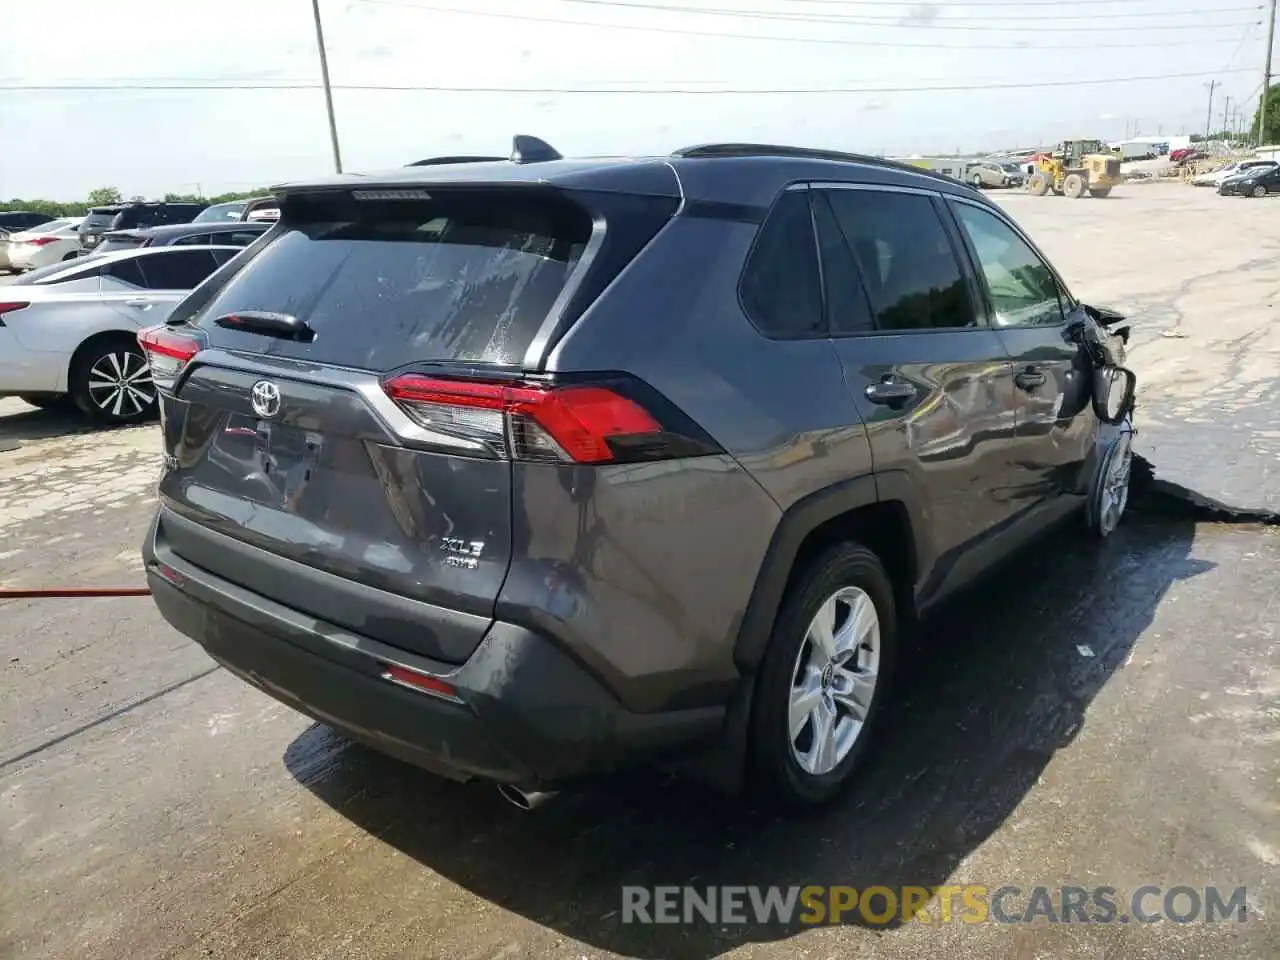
[{"x1": 0, "y1": 0, "x2": 1273, "y2": 199}]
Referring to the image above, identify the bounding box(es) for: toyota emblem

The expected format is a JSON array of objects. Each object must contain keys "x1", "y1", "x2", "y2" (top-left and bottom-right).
[{"x1": 250, "y1": 380, "x2": 282, "y2": 419}]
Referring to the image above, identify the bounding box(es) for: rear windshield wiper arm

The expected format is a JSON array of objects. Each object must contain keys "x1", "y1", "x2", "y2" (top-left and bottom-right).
[{"x1": 214, "y1": 310, "x2": 316, "y2": 342}]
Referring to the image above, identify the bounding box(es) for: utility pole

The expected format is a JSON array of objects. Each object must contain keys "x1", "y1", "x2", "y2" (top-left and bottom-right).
[
  {"x1": 1223, "y1": 96, "x2": 1232, "y2": 143},
  {"x1": 1260, "y1": 0, "x2": 1277, "y2": 144},
  {"x1": 1205, "y1": 80, "x2": 1217, "y2": 140},
  {"x1": 311, "y1": 0, "x2": 344, "y2": 173}
]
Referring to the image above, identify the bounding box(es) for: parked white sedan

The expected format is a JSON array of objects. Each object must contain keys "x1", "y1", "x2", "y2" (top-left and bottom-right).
[
  {"x1": 1191, "y1": 159, "x2": 1278, "y2": 187},
  {"x1": 0, "y1": 245, "x2": 240, "y2": 424},
  {"x1": 6, "y1": 217, "x2": 86, "y2": 271}
]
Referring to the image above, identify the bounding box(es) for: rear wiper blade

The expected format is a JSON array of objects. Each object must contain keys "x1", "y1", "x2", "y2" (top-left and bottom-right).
[{"x1": 214, "y1": 310, "x2": 316, "y2": 342}]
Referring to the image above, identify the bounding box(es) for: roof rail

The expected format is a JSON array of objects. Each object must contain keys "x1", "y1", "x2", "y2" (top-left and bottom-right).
[
  {"x1": 671, "y1": 142, "x2": 978, "y2": 190},
  {"x1": 406, "y1": 155, "x2": 506, "y2": 166}
]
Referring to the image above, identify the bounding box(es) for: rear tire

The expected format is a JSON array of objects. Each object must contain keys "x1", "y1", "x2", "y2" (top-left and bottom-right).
[
  {"x1": 1063, "y1": 173, "x2": 1087, "y2": 198},
  {"x1": 972, "y1": 174, "x2": 984, "y2": 189},
  {"x1": 749, "y1": 542, "x2": 898, "y2": 808},
  {"x1": 1027, "y1": 172, "x2": 1051, "y2": 196},
  {"x1": 61, "y1": 251, "x2": 78, "y2": 261},
  {"x1": 1089, "y1": 186, "x2": 1112, "y2": 198},
  {"x1": 69, "y1": 337, "x2": 157, "y2": 426}
]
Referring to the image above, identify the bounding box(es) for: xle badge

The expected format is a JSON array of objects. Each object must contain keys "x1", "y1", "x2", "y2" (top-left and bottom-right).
[{"x1": 440, "y1": 538, "x2": 485, "y2": 569}]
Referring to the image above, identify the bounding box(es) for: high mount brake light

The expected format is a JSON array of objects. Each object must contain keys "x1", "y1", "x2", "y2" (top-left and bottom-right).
[
  {"x1": 137, "y1": 325, "x2": 199, "y2": 392},
  {"x1": 383, "y1": 374, "x2": 667, "y2": 464}
]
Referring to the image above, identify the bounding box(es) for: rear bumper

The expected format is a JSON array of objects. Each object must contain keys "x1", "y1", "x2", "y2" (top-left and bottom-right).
[
  {"x1": 0, "y1": 330, "x2": 62, "y2": 394},
  {"x1": 143, "y1": 511, "x2": 725, "y2": 786}
]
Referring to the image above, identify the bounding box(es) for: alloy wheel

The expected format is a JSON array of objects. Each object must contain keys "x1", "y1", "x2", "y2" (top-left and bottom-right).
[
  {"x1": 788, "y1": 586, "x2": 880, "y2": 776},
  {"x1": 87, "y1": 350, "x2": 154, "y2": 420},
  {"x1": 1097, "y1": 432, "x2": 1133, "y2": 536}
]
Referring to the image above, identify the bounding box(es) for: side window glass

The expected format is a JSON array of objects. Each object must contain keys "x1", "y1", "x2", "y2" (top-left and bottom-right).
[
  {"x1": 104, "y1": 259, "x2": 146, "y2": 289},
  {"x1": 812, "y1": 192, "x2": 875, "y2": 334},
  {"x1": 739, "y1": 191, "x2": 824, "y2": 338},
  {"x1": 952, "y1": 203, "x2": 1065, "y2": 328},
  {"x1": 174, "y1": 234, "x2": 211, "y2": 246},
  {"x1": 229, "y1": 231, "x2": 262, "y2": 246},
  {"x1": 138, "y1": 250, "x2": 220, "y2": 289},
  {"x1": 824, "y1": 190, "x2": 976, "y2": 332}
]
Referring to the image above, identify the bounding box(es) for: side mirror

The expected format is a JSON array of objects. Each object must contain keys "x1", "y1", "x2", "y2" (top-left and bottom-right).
[{"x1": 1093, "y1": 366, "x2": 1136, "y2": 424}]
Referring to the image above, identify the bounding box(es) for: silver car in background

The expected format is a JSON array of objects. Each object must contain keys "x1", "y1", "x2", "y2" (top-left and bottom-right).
[{"x1": 0, "y1": 245, "x2": 240, "y2": 423}]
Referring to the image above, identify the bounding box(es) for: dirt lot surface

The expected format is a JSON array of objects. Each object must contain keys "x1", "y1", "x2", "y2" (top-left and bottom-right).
[{"x1": 1, "y1": 183, "x2": 1277, "y2": 959}]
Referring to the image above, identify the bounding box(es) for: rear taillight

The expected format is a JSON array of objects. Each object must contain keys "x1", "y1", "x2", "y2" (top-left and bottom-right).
[
  {"x1": 0, "y1": 301, "x2": 29, "y2": 320},
  {"x1": 137, "y1": 325, "x2": 199, "y2": 392},
  {"x1": 28, "y1": 237, "x2": 58, "y2": 247},
  {"x1": 382, "y1": 374, "x2": 713, "y2": 464}
]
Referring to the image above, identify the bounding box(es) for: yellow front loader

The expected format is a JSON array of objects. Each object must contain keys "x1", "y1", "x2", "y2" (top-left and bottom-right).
[{"x1": 1026, "y1": 139, "x2": 1123, "y2": 198}]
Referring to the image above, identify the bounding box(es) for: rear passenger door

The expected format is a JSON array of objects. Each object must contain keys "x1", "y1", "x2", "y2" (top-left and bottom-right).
[
  {"x1": 946, "y1": 198, "x2": 1094, "y2": 520},
  {"x1": 813, "y1": 184, "x2": 1022, "y2": 609}
]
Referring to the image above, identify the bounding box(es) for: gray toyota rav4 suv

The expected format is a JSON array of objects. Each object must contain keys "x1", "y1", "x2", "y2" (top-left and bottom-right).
[{"x1": 141, "y1": 137, "x2": 1135, "y2": 808}]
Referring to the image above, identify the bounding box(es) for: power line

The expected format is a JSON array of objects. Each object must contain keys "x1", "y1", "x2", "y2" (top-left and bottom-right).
[
  {"x1": 1, "y1": 67, "x2": 1256, "y2": 94},
  {"x1": 497, "y1": 0, "x2": 1262, "y2": 31},
  {"x1": 351, "y1": 0, "x2": 1263, "y2": 47},
  {"x1": 1221, "y1": 21, "x2": 1261, "y2": 68}
]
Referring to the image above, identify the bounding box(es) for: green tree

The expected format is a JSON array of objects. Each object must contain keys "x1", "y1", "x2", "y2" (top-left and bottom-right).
[
  {"x1": 1250, "y1": 84, "x2": 1280, "y2": 145},
  {"x1": 86, "y1": 186, "x2": 123, "y2": 206}
]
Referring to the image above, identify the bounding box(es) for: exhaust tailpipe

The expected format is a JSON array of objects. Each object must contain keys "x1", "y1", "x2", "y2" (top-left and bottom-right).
[{"x1": 497, "y1": 784, "x2": 559, "y2": 811}]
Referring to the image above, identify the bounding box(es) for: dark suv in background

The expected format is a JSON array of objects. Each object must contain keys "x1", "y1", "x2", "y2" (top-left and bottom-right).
[
  {"x1": 0, "y1": 211, "x2": 56, "y2": 232},
  {"x1": 141, "y1": 137, "x2": 1135, "y2": 809},
  {"x1": 79, "y1": 201, "x2": 208, "y2": 252}
]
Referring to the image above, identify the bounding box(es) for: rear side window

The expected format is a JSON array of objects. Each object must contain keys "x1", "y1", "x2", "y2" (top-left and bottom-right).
[
  {"x1": 96, "y1": 234, "x2": 145, "y2": 253},
  {"x1": 130, "y1": 207, "x2": 164, "y2": 228},
  {"x1": 137, "y1": 249, "x2": 222, "y2": 289},
  {"x1": 823, "y1": 189, "x2": 976, "y2": 332},
  {"x1": 173, "y1": 233, "x2": 212, "y2": 246},
  {"x1": 739, "y1": 191, "x2": 824, "y2": 338},
  {"x1": 105, "y1": 259, "x2": 147, "y2": 288},
  {"x1": 190, "y1": 190, "x2": 592, "y2": 369},
  {"x1": 812, "y1": 193, "x2": 875, "y2": 335}
]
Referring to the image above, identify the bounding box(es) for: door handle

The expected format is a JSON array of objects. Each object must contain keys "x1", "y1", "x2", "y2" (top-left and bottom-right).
[
  {"x1": 1015, "y1": 366, "x2": 1046, "y2": 391},
  {"x1": 865, "y1": 376, "x2": 918, "y2": 405},
  {"x1": 125, "y1": 299, "x2": 153, "y2": 309}
]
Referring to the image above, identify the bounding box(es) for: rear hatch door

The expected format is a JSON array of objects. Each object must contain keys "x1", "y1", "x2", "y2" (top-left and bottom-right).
[{"x1": 155, "y1": 185, "x2": 616, "y2": 662}]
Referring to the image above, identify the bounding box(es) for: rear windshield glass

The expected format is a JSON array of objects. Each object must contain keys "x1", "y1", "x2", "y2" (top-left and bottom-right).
[
  {"x1": 96, "y1": 234, "x2": 145, "y2": 253},
  {"x1": 194, "y1": 201, "x2": 248, "y2": 223},
  {"x1": 9, "y1": 260, "x2": 98, "y2": 285},
  {"x1": 191, "y1": 190, "x2": 592, "y2": 369},
  {"x1": 82, "y1": 209, "x2": 120, "y2": 229}
]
